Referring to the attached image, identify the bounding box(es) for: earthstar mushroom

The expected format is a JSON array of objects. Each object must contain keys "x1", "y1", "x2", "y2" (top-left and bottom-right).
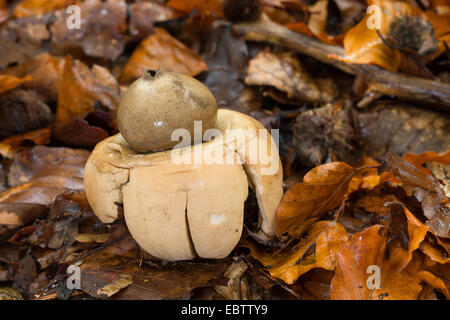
[{"x1": 84, "y1": 70, "x2": 283, "y2": 261}]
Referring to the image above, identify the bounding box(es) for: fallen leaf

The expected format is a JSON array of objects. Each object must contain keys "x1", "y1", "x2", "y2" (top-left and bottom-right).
[
  {"x1": 276, "y1": 162, "x2": 356, "y2": 236},
  {"x1": 388, "y1": 153, "x2": 450, "y2": 238},
  {"x1": 13, "y1": 0, "x2": 78, "y2": 18},
  {"x1": 248, "y1": 221, "x2": 349, "y2": 284},
  {"x1": 0, "y1": 287, "x2": 23, "y2": 300},
  {"x1": 129, "y1": 1, "x2": 180, "y2": 38},
  {"x1": 199, "y1": 24, "x2": 257, "y2": 112},
  {"x1": 2, "y1": 53, "x2": 65, "y2": 101},
  {"x1": 245, "y1": 49, "x2": 338, "y2": 104},
  {"x1": 425, "y1": 9, "x2": 450, "y2": 58},
  {"x1": 0, "y1": 74, "x2": 32, "y2": 94},
  {"x1": 167, "y1": 0, "x2": 223, "y2": 28},
  {"x1": 0, "y1": 90, "x2": 53, "y2": 140},
  {"x1": 292, "y1": 102, "x2": 358, "y2": 167},
  {"x1": 50, "y1": 0, "x2": 127, "y2": 61},
  {"x1": 214, "y1": 260, "x2": 248, "y2": 299},
  {"x1": 80, "y1": 252, "x2": 231, "y2": 300},
  {"x1": 334, "y1": 0, "x2": 437, "y2": 76},
  {"x1": 0, "y1": 203, "x2": 48, "y2": 237},
  {"x1": 119, "y1": 27, "x2": 207, "y2": 84},
  {"x1": 0, "y1": 13, "x2": 54, "y2": 68},
  {"x1": 330, "y1": 224, "x2": 450, "y2": 300},
  {"x1": 53, "y1": 56, "x2": 119, "y2": 147},
  {"x1": 0, "y1": 146, "x2": 89, "y2": 206},
  {"x1": 96, "y1": 274, "x2": 133, "y2": 298},
  {"x1": 0, "y1": 0, "x2": 9, "y2": 24},
  {"x1": 75, "y1": 233, "x2": 110, "y2": 244},
  {"x1": 0, "y1": 127, "x2": 51, "y2": 159}
]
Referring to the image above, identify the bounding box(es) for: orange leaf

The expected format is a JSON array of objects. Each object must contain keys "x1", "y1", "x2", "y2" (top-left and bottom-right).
[
  {"x1": 119, "y1": 28, "x2": 208, "y2": 84},
  {"x1": 426, "y1": 9, "x2": 450, "y2": 58},
  {"x1": 348, "y1": 156, "x2": 381, "y2": 193},
  {"x1": 0, "y1": 0, "x2": 9, "y2": 23},
  {"x1": 276, "y1": 162, "x2": 356, "y2": 236},
  {"x1": 167, "y1": 0, "x2": 223, "y2": 18},
  {"x1": 286, "y1": 22, "x2": 344, "y2": 46},
  {"x1": 0, "y1": 74, "x2": 32, "y2": 95},
  {"x1": 0, "y1": 127, "x2": 51, "y2": 159},
  {"x1": 330, "y1": 225, "x2": 449, "y2": 299},
  {"x1": 13, "y1": 0, "x2": 78, "y2": 18},
  {"x1": 330, "y1": 225, "x2": 386, "y2": 300},
  {"x1": 335, "y1": 0, "x2": 428, "y2": 73}
]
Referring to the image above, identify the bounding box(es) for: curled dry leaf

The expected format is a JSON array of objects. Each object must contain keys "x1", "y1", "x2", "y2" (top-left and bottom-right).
[
  {"x1": 129, "y1": 1, "x2": 180, "y2": 38},
  {"x1": 12, "y1": 0, "x2": 78, "y2": 18},
  {"x1": 0, "y1": 90, "x2": 53, "y2": 140},
  {"x1": 334, "y1": 0, "x2": 438, "y2": 76},
  {"x1": 0, "y1": 74, "x2": 32, "y2": 95},
  {"x1": 119, "y1": 27, "x2": 208, "y2": 84},
  {"x1": 245, "y1": 49, "x2": 338, "y2": 104},
  {"x1": 0, "y1": 0, "x2": 9, "y2": 24},
  {"x1": 388, "y1": 153, "x2": 450, "y2": 238},
  {"x1": 245, "y1": 221, "x2": 349, "y2": 285},
  {"x1": 358, "y1": 102, "x2": 450, "y2": 161},
  {"x1": 330, "y1": 225, "x2": 449, "y2": 300},
  {"x1": 276, "y1": 162, "x2": 356, "y2": 236},
  {"x1": 0, "y1": 127, "x2": 51, "y2": 159}
]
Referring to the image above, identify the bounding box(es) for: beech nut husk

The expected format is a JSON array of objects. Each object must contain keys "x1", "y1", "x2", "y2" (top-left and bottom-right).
[{"x1": 84, "y1": 109, "x2": 283, "y2": 261}]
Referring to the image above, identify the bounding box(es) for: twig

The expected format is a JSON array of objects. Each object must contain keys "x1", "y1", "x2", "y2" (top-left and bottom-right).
[{"x1": 234, "y1": 16, "x2": 450, "y2": 112}]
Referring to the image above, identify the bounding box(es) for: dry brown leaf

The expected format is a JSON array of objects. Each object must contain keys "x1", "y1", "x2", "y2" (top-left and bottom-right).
[
  {"x1": 388, "y1": 153, "x2": 450, "y2": 238},
  {"x1": 129, "y1": 1, "x2": 180, "y2": 38},
  {"x1": 245, "y1": 49, "x2": 338, "y2": 104},
  {"x1": 50, "y1": 0, "x2": 127, "y2": 61},
  {"x1": 0, "y1": 74, "x2": 32, "y2": 95},
  {"x1": 357, "y1": 103, "x2": 450, "y2": 160},
  {"x1": 119, "y1": 27, "x2": 207, "y2": 84},
  {"x1": 276, "y1": 162, "x2": 356, "y2": 236},
  {"x1": 425, "y1": 9, "x2": 450, "y2": 58},
  {"x1": 334, "y1": 0, "x2": 437, "y2": 76},
  {"x1": 167, "y1": 0, "x2": 223, "y2": 28},
  {"x1": 0, "y1": 127, "x2": 51, "y2": 159},
  {"x1": 2, "y1": 53, "x2": 64, "y2": 101},
  {"x1": 80, "y1": 252, "x2": 231, "y2": 300},
  {"x1": 96, "y1": 274, "x2": 133, "y2": 298},
  {"x1": 12, "y1": 0, "x2": 78, "y2": 18},
  {"x1": 0, "y1": 0, "x2": 9, "y2": 24},
  {"x1": 75, "y1": 233, "x2": 110, "y2": 244},
  {"x1": 0, "y1": 146, "x2": 89, "y2": 206}
]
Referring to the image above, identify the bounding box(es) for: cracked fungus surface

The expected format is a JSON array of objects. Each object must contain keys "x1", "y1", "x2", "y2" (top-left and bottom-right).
[{"x1": 84, "y1": 109, "x2": 283, "y2": 261}]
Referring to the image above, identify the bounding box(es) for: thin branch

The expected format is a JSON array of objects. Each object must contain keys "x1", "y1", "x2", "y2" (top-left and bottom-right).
[{"x1": 234, "y1": 16, "x2": 450, "y2": 112}]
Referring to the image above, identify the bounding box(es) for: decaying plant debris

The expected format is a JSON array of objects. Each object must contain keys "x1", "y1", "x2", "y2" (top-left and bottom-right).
[{"x1": 0, "y1": 0, "x2": 449, "y2": 300}]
